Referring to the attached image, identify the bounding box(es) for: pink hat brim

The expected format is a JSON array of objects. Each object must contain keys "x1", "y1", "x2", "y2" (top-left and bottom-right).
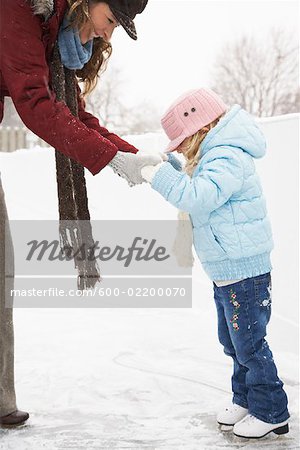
[{"x1": 164, "y1": 135, "x2": 186, "y2": 153}]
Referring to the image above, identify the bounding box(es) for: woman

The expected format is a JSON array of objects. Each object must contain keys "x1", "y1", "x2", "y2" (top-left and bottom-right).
[
  {"x1": 0, "y1": 0, "x2": 157, "y2": 427},
  {"x1": 0, "y1": 0, "x2": 158, "y2": 179}
]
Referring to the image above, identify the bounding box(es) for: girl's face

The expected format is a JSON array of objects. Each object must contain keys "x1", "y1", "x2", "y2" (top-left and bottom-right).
[
  {"x1": 80, "y1": 2, "x2": 119, "y2": 44},
  {"x1": 175, "y1": 138, "x2": 188, "y2": 155}
]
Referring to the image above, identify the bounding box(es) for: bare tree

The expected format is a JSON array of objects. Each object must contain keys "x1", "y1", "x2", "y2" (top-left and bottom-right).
[
  {"x1": 210, "y1": 29, "x2": 299, "y2": 116},
  {"x1": 86, "y1": 67, "x2": 124, "y2": 128},
  {"x1": 122, "y1": 101, "x2": 161, "y2": 135},
  {"x1": 2, "y1": 66, "x2": 160, "y2": 134},
  {"x1": 86, "y1": 66, "x2": 160, "y2": 134}
]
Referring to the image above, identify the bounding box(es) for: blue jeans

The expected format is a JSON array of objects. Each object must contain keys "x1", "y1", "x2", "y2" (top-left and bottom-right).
[{"x1": 213, "y1": 272, "x2": 289, "y2": 424}]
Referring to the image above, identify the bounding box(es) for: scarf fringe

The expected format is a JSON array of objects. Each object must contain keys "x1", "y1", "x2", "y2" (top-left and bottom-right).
[
  {"x1": 172, "y1": 211, "x2": 194, "y2": 268},
  {"x1": 59, "y1": 221, "x2": 101, "y2": 290}
]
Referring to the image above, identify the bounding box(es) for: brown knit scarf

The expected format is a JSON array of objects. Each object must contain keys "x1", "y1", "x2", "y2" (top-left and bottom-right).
[{"x1": 50, "y1": 43, "x2": 100, "y2": 290}]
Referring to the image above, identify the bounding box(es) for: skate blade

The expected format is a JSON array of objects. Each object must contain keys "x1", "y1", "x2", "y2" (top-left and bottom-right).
[
  {"x1": 234, "y1": 423, "x2": 289, "y2": 439},
  {"x1": 220, "y1": 424, "x2": 234, "y2": 432}
]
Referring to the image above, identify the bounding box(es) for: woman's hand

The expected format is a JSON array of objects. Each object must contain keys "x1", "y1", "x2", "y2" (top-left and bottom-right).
[{"x1": 109, "y1": 152, "x2": 163, "y2": 186}]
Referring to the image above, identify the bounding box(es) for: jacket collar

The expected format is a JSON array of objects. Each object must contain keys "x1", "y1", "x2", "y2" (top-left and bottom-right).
[{"x1": 31, "y1": 0, "x2": 54, "y2": 20}]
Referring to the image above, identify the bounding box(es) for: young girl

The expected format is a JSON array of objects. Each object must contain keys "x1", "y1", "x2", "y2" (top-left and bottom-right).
[{"x1": 141, "y1": 88, "x2": 290, "y2": 439}]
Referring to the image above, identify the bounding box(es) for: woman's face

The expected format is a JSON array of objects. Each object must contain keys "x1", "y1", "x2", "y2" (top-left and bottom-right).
[{"x1": 80, "y1": 2, "x2": 119, "y2": 44}]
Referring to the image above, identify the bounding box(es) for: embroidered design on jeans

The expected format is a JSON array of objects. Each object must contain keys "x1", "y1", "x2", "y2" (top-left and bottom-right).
[
  {"x1": 229, "y1": 289, "x2": 240, "y2": 331},
  {"x1": 259, "y1": 283, "x2": 272, "y2": 309},
  {"x1": 260, "y1": 282, "x2": 272, "y2": 308}
]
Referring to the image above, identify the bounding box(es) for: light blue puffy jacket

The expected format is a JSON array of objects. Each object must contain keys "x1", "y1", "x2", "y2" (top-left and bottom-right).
[{"x1": 152, "y1": 105, "x2": 274, "y2": 281}]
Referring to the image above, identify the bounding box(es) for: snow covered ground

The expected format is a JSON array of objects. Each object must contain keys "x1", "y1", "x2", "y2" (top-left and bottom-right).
[{"x1": 0, "y1": 114, "x2": 299, "y2": 449}]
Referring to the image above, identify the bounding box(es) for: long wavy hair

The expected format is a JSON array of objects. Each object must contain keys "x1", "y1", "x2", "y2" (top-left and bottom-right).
[
  {"x1": 66, "y1": 0, "x2": 112, "y2": 96},
  {"x1": 180, "y1": 115, "x2": 225, "y2": 176}
]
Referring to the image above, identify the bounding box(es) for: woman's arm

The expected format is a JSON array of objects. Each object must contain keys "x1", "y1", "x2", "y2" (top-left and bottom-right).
[
  {"x1": 0, "y1": 0, "x2": 119, "y2": 175},
  {"x1": 76, "y1": 85, "x2": 139, "y2": 154}
]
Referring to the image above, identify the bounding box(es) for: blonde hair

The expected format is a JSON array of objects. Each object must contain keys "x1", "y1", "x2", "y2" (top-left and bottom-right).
[
  {"x1": 66, "y1": 0, "x2": 112, "y2": 96},
  {"x1": 180, "y1": 115, "x2": 224, "y2": 176}
]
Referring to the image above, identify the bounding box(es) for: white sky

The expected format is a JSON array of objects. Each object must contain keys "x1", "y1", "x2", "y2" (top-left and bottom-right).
[{"x1": 101, "y1": 0, "x2": 299, "y2": 114}]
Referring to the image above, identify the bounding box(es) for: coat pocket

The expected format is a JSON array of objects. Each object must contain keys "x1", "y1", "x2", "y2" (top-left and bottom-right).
[
  {"x1": 193, "y1": 224, "x2": 226, "y2": 262},
  {"x1": 209, "y1": 226, "x2": 227, "y2": 255}
]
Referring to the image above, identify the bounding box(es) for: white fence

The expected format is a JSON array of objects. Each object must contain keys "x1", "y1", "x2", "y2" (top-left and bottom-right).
[{"x1": 0, "y1": 127, "x2": 49, "y2": 152}]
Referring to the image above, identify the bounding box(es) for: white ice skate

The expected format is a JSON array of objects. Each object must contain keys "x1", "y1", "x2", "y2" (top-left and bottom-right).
[
  {"x1": 217, "y1": 403, "x2": 248, "y2": 426},
  {"x1": 233, "y1": 414, "x2": 289, "y2": 438}
]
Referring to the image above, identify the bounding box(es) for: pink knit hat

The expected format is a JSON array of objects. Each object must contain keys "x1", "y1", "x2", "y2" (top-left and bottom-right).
[{"x1": 161, "y1": 88, "x2": 228, "y2": 152}]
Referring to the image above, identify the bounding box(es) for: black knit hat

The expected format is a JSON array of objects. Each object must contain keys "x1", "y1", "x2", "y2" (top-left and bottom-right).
[{"x1": 107, "y1": 0, "x2": 148, "y2": 40}]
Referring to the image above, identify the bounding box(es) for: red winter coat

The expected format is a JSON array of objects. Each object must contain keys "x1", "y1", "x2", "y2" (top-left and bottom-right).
[{"x1": 0, "y1": 0, "x2": 138, "y2": 175}]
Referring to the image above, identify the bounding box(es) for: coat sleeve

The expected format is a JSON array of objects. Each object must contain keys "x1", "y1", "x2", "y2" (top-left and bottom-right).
[
  {"x1": 0, "y1": 0, "x2": 119, "y2": 175},
  {"x1": 151, "y1": 148, "x2": 244, "y2": 216},
  {"x1": 76, "y1": 86, "x2": 139, "y2": 154}
]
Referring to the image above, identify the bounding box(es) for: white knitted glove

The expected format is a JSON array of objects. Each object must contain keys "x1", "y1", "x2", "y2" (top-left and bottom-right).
[
  {"x1": 172, "y1": 211, "x2": 194, "y2": 267},
  {"x1": 109, "y1": 152, "x2": 163, "y2": 187},
  {"x1": 139, "y1": 148, "x2": 168, "y2": 160},
  {"x1": 141, "y1": 163, "x2": 165, "y2": 183}
]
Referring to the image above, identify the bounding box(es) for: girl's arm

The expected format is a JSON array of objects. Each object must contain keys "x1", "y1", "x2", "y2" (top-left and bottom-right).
[{"x1": 149, "y1": 148, "x2": 244, "y2": 216}]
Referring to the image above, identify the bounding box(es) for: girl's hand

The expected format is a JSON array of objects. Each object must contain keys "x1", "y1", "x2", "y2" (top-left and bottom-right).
[
  {"x1": 167, "y1": 153, "x2": 182, "y2": 171},
  {"x1": 140, "y1": 151, "x2": 182, "y2": 171},
  {"x1": 141, "y1": 152, "x2": 183, "y2": 183},
  {"x1": 141, "y1": 163, "x2": 164, "y2": 183}
]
